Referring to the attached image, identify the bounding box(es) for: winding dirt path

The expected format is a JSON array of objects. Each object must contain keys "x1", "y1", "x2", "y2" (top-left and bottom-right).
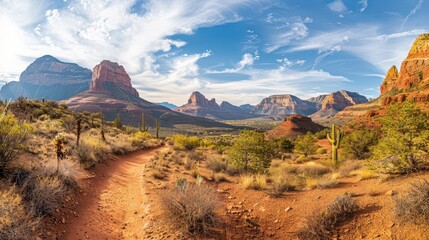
[{"x1": 63, "y1": 146, "x2": 167, "y2": 240}]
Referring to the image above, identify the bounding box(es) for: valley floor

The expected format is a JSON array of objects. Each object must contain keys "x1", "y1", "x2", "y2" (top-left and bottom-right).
[{"x1": 51, "y1": 147, "x2": 429, "y2": 240}]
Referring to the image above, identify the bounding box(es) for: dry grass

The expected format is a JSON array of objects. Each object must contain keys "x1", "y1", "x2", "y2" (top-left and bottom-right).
[
  {"x1": 0, "y1": 188, "x2": 39, "y2": 240},
  {"x1": 350, "y1": 169, "x2": 378, "y2": 181},
  {"x1": 268, "y1": 173, "x2": 304, "y2": 197},
  {"x1": 239, "y1": 174, "x2": 267, "y2": 190},
  {"x1": 21, "y1": 171, "x2": 67, "y2": 216},
  {"x1": 151, "y1": 168, "x2": 167, "y2": 180},
  {"x1": 394, "y1": 179, "x2": 429, "y2": 224},
  {"x1": 338, "y1": 160, "x2": 364, "y2": 177},
  {"x1": 206, "y1": 154, "x2": 227, "y2": 173},
  {"x1": 299, "y1": 195, "x2": 357, "y2": 240},
  {"x1": 297, "y1": 162, "x2": 331, "y2": 177},
  {"x1": 161, "y1": 182, "x2": 219, "y2": 235}
]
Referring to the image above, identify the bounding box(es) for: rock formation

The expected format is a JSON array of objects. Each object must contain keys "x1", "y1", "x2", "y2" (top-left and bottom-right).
[
  {"x1": 90, "y1": 60, "x2": 139, "y2": 97},
  {"x1": 380, "y1": 65, "x2": 399, "y2": 95},
  {"x1": 253, "y1": 95, "x2": 317, "y2": 116},
  {"x1": 63, "y1": 62, "x2": 230, "y2": 129},
  {"x1": 334, "y1": 33, "x2": 429, "y2": 124},
  {"x1": 266, "y1": 114, "x2": 325, "y2": 139},
  {"x1": 175, "y1": 92, "x2": 258, "y2": 120},
  {"x1": 0, "y1": 55, "x2": 91, "y2": 100}
]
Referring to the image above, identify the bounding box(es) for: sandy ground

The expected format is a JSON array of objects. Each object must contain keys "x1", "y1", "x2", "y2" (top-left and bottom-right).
[{"x1": 62, "y1": 146, "x2": 170, "y2": 240}]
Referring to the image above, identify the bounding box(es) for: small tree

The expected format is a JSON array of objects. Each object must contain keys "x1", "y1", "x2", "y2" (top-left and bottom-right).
[
  {"x1": 294, "y1": 132, "x2": 317, "y2": 157},
  {"x1": 228, "y1": 130, "x2": 273, "y2": 173},
  {"x1": 343, "y1": 128, "x2": 379, "y2": 160},
  {"x1": 370, "y1": 101, "x2": 429, "y2": 173},
  {"x1": 0, "y1": 115, "x2": 31, "y2": 176},
  {"x1": 113, "y1": 114, "x2": 123, "y2": 130}
]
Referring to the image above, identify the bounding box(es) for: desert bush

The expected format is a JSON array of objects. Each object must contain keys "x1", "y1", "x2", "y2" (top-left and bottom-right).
[
  {"x1": 0, "y1": 115, "x2": 32, "y2": 176},
  {"x1": 172, "y1": 135, "x2": 201, "y2": 150},
  {"x1": 394, "y1": 180, "x2": 429, "y2": 224},
  {"x1": 297, "y1": 162, "x2": 331, "y2": 177},
  {"x1": 239, "y1": 174, "x2": 267, "y2": 190},
  {"x1": 294, "y1": 132, "x2": 318, "y2": 157},
  {"x1": 370, "y1": 101, "x2": 429, "y2": 174},
  {"x1": 228, "y1": 130, "x2": 273, "y2": 173},
  {"x1": 299, "y1": 195, "x2": 357, "y2": 240},
  {"x1": 129, "y1": 131, "x2": 152, "y2": 147},
  {"x1": 206, "y1": 155, "x2": 227, "y2": 173},
  {"x1": 161, "y1": 182, "x2": 219, "y2": 234},
  {"x1": 306, "y1": 177, "x2": 338, "y2": 189},
  {"x1": 75, "y1": 141, "x2": 96, "y2": 169},
  {"x1": 151, "y1": 168, "x2": 166, "y2": 180},
  {"x1": 342, "y1": 128, "x2": 379, "y2": 160},
  {"x1": 21, "y1": 172, "x2": 67, "y2": 216},
  {"x1": 316, "y1": 148, "x2": 327, "y2": 154},
  {"x1": 338, "y1": 160, "x2": 363, "y2": 177},
  {"x1": 0, "y1": 188, "x2": 39, "y2": 240},
  {"x1": 184, "y1": 158, "x2": 196, "y2": 171},
  {"x1": 225, "y1": 164, "x2": 244, "y2": 176},
  {"x1": 269, "y1": 174, "x2": 295, "y2": 197}
]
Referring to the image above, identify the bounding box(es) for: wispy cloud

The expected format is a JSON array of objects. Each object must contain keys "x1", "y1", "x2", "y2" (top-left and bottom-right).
[
  {"x1": 359, "y1": 0, "x2": 368, "y2": 12},
  {"x1": 327, "y1": 0, "x2": 348, "y2": 13},
  {"x1": 401, "y1": 0, "x2": 424, "y2": 30},
  {"x1": 206, "y1": 52, "x2": 259, "y2": 73}
]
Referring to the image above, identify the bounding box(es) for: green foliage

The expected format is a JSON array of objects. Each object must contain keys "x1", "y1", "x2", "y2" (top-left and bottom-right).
[
  {"x1": 139, "y1": 112, "x2": 149, "y2": 132},
  {"x1": 228, "y1": 130, "x2": 273, "y2": 173},
  {"x1": 156, "y1": 118, "x2": 161, "y2": 139},
  {"x1": 172, "y1": 135, "x2": 201, "y2": 150},
  {"x1": 343, "y1": 128, "x2": 379, "y2": 160},
  {"x1": 294, "y1": 132, "x2": 317, "y2": 157},
  {"x1": 370, "y1": 101, "x2": 429, "y2": 174},
  {"x1": 113, "y1": 114, "x2": 123, "y2": 130},
  {"x1": 327, "y1": 124, "x2": 344, "y2": 166},
  {"x1": 313, "y1": 128, "x2": 329, "y2": 140},
  {"x1": 0, "y1": 115, "x2": 31, "y2": 176},
  {"x1": 272, "y1": 137, "x2": 294, "y2": 154}
]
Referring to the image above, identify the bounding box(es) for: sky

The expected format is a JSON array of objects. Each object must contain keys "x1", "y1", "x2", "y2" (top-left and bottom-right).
[{"x1": 0, "y1": 0, "x2": 428, "y2": 106}]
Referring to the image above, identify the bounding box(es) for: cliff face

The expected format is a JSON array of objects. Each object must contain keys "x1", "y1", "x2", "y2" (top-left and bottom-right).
[
  {"x1": 175, "y1": 92, "x2": 258, "y2": 120},
  {"x1": 89, "y1": 60, "x2": 139, "y2": 97},
  {"x1": 381, "y1": 34, "x2": 429, "y2": 96},
  {"x1": 63, "y1": 64, "x2": 229, "y2": 129},
  {"x1": 266, "y1": 114, "x2": 325, "y2": 139},
  {"x1": 253, "y1": 95, "x2": 317, "y2": 116},
  {"x1": 380, "y1": 66, "x2": 399, "y2": 95},
  {"x1": 0, "y1": 55, "x2": 91, "y2": 100}
]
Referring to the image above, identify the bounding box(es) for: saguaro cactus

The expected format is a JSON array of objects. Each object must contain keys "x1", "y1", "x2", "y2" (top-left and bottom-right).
[
  {"x1": 140, "y1": 112, "x2": 149, "y2": 132},
  {"x1": 327, "y1": 124, "x2": 344, "y2": 167},
  {"x1": 155, "y1": 119, "x2": 160, "y2": 139}
]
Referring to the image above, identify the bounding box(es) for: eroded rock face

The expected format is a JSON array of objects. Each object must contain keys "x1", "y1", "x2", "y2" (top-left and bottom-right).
[
  {"x1": 320, "y1": 91, "x2": 368, "y2": 111},
  {"x1": 381, "y1": 34, "x2": 429, "y2": 96},
  {"x1": 175, "y1": 92, "x2": 257, "y2": 120},
  {"x1": 253, "y1": 95, "x2": 317, "y2": 116},
  {"x1": 90, "y1": 60, "x2": 139, "y2": 97},
  {"x1": 20, "y1": 55, "x2": 92, "y2": 85},
  {"x1": 0, "y1": 55, "x2": 91, "y2": 100},
  {"x1": 380, "y1": 66, "x2": 399, "y2": 95},
  {"x1": 266, "y1": 114, "x2": 325, "y2": 139}
]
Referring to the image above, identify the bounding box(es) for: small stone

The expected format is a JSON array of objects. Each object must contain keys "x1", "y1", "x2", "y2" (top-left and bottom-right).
[
  {"x1": 390, "y1": 222, "x2": 395, "y2": 228},
  {"x1": 386, "y1": 190, "x2": 395, "y2": 196},
  {"x1": 317, "y1": 196, "x2": 321, "y2": 199},
  {"x1": 285, "y1": 207, "x2": 292, "y2": 212},
  {"x1": 62, "y1": 217, "x2": 66, "y2": 224},
  {"x1": 274, "y1": 219, "x2": 279, "y2": 223},
  {"x1": 35, "y1": 237, "x2": 42, "y2": 240}
]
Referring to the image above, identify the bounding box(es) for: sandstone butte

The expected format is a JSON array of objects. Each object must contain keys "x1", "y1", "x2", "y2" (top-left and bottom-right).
[
  {"x1": 334, "y1": 33, "x2": 429, "y2": 124},
  {"x1": 266, "y1": 114, "x2": 325, "y2": 139}
]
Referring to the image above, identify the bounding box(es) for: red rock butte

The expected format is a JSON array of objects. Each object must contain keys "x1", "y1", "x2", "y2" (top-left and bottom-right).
[{"x1": 90, "y1": 60, "x2": 139, "y2": 97}]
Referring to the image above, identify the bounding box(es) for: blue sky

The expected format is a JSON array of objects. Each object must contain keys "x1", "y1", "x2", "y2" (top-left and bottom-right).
[{"x1": 0, "y1": 0, "x2": 428, "y2": 105}]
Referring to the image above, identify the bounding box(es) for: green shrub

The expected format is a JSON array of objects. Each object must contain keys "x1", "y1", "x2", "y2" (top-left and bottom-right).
[
  {"x1": 294, "y1": 132, "x2": 318, "y2": 157},
  {"x1": 172, "y1": 135, "x2": 201, "y2": 150},
  {"x1": 0, "y1": 115, "x2": 32, "y2": 176}
]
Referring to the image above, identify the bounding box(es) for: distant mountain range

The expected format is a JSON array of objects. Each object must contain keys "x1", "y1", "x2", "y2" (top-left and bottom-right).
[
  {"x1": 155, "y1": 102, "x2": 178, "y2": 109},
  {"x1": 174, "y1": 90, "x2": 368, "y2": 121}
]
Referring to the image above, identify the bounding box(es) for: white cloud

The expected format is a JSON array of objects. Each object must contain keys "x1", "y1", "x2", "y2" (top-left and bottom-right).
[
  {"x1": 402, "y1": 0, "x2": 424, "y2": 29},
  {"x1": 206, "y1": 52, "x2": 259, "y2": 73},
  {"x1": 359, "y1": 0, "x2": 368, "y2": 12},
  {"x1": 277, "y1": 58, "x2": 306, "y2": 67},
  {"x1": 376, "y1": 29, "x2": 426, "y2": 41},
  {"x1": 327, "y1": 0, "x2": 348, "y2": 13},
  {"x1": 0, "y1": 0, "x2": 267, "y2": 79},
  {"x1": 265, "y1": 15, "x2": 310, "y2": 53}
]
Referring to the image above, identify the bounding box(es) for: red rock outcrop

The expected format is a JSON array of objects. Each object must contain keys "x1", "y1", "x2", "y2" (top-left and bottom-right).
[
  {"x1": 380, "y1": 65, "x2": 399, "y2": 95},
  {"x1": 175, "y1": 91, "x2": 258, "y2": 120},
  {"x1": 253, "y1": 95, "x2": 317, "y2": 116},
  {"x1": 381, "y1": 34, "x2": 429, "y2": 96},
  {"x1": 266, "y1": 114, "x2": 325, "y2": 139},
  {"x1": 90, "y1": 60, "x2": 139, "y2": 97}
]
